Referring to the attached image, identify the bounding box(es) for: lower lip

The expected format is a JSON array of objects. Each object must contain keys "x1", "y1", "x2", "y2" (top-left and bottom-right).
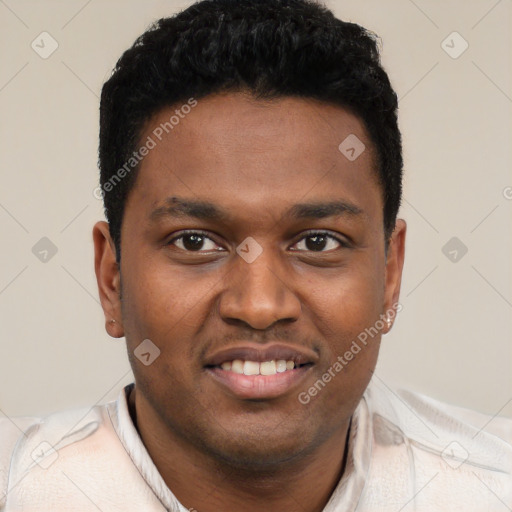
[{"x1": 205, "y1": 366, "x2": 312, "y2": 400}]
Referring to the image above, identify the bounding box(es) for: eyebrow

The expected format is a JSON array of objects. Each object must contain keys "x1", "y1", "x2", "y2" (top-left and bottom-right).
[{"x1": 149, "y1": 196, "x2": 364, "y2": 223}]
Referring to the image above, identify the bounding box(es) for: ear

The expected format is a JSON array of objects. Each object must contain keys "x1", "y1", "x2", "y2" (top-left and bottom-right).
[
  {"x1": 382, "y1": 219, "x2": 406, "y2": 333},
  {"x1": 93, "y1": 221, "x2": 124, "y2": 338}
]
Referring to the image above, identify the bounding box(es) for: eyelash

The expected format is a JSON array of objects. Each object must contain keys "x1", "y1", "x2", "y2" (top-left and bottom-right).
[{"x1": 166, "y1": 229, "x2": 349, "y2": 253}]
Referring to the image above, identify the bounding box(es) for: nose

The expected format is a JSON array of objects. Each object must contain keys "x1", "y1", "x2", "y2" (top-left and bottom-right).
[{"x1": 218, "y1": 249, "x2": 301, "y2": 330}]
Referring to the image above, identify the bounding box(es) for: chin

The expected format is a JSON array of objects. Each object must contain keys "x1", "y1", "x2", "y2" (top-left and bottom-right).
[
  {"x1": 213, "y1": 444, "x2": 304, "y2": 472},
  {"x1": 200, "y1": 425, "x2": 318, "y2": 472}
]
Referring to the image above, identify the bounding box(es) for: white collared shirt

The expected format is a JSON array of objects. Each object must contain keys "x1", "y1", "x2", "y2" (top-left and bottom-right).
[{"x1": 1, "y1": 378, "x2": 511, "y2": 511}]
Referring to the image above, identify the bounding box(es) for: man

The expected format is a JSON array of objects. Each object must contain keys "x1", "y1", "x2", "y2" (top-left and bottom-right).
[{"x1": 1, "y1": 0, "x2": 511, "y2": 510}]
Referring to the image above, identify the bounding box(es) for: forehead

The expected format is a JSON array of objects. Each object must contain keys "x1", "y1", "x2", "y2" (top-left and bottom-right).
[{"x1": 126, "y1": 92, "x2": 382, "y2": 229}]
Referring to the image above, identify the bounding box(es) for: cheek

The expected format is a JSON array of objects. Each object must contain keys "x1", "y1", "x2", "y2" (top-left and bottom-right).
[
  {"x1": 121, "y1": 252, "x2": 210, "y2": 339},
  {"x1": 122, "y1": 263, "x2": 200, "y2": 403},
  {"x1": 120, "y1": 255, "x2": 222, "y2": 399},
  {"x1": 304, "y1": 261, "x2": 385, "y2": 401},
  {"x1": 308, "y1": 262, "x2": 384, "y2": 338}
]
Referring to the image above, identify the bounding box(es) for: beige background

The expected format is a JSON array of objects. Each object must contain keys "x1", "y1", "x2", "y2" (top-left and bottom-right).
[{"x1": 0, "y1": 0, "x2": 510, "y2": 421}]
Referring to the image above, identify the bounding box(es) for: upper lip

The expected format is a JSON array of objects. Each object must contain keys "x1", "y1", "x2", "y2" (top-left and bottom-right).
[{"x1": 204, "y1": 343, "x2": 319, "y2": 367}]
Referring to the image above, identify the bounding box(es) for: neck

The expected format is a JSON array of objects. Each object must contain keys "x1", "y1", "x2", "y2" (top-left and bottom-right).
[{"x1": 128, "y1": 386, "x2": 352, "y2": 512}]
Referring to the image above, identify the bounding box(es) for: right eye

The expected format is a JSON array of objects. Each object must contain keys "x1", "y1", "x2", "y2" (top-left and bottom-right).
[{"x1": 166, "y1": 230, "x2": 225, "y2": 253}]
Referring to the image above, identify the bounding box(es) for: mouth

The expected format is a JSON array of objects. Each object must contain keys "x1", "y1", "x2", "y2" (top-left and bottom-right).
[
  {"x1": 215, "y1": 359, "x2": 306, "y2": 375},
  {"x1": 203, "y1": 344, "x2": 316, "y2": 400}
]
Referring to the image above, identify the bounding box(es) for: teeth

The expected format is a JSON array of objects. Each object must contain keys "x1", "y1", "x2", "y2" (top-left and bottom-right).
[
  {"x1": 243, "y1": 361, "x2": 260, "y2": 375},
  {"x1": 231, "y1": 359, "x2": 244, "y2": 374},
  {"x1": 260, "y1": 360, "x2": 277, "y2": 375},
  {"x1": 276, "y1": 360, "x2": 287, "y2": 373},
  {"x1": 220, "y1": 359, "x2": 296, "y2": 375}
]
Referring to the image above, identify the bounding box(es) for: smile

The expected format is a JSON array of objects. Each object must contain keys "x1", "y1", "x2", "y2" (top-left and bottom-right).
[
  {"x1": 218, "y1": 359, "x2": 297, "y2": 375},
  {"x1": 206, "y1": 364, "x2": 313, "y2": 399},
  {"x1": 203, "y1": 343, "x2": 317, "y2": 400}
]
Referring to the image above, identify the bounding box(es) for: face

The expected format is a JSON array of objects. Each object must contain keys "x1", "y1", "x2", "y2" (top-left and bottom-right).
[{"x1": 94, "y1": 92, "x2": 405, "y2": 468}]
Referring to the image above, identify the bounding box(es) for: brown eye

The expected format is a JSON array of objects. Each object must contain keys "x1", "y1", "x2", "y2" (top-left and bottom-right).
[
  {"x1": 167, "y1": 231, "x2": 222, "y2": 252},
  {"x1": 291, "y1": 232, "x2": 346, "y2": 252}
]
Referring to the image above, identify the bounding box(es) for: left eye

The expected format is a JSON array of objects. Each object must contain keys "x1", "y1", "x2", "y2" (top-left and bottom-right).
[{"x1": 291, "y1": 232, "x2": 344, "y2": 252}]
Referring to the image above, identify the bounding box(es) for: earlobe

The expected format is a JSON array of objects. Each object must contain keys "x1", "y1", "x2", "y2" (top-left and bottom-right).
[
  {"x1": 92, "y1": 221, "x2": 125, "y2": 338},
  {"x1": 383, "y1": 219, "x2": 406, "y2": 333}
]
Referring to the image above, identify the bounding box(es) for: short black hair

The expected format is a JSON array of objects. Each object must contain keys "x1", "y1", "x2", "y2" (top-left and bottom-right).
[{"x1": 99, "y1": 0, "x2": 402, "y2": 264}]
